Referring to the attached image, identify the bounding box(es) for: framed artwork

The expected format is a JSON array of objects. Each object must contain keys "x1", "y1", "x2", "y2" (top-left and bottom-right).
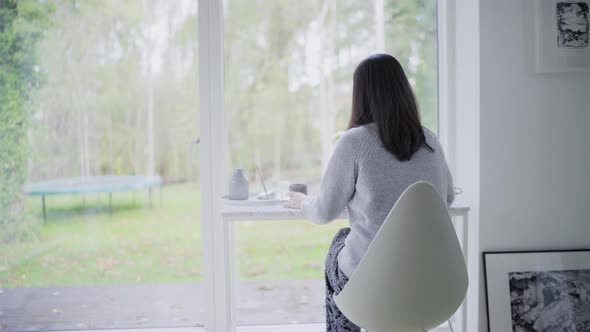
[
  {"x1": 535, "y1": 0, "x2": 590, "y2": 72},
  {"x1": 484, "y1": 249, "x2": 590, "y2": 332}
]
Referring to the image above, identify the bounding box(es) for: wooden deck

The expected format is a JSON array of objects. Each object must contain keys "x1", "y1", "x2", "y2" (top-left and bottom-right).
[{"x1": 0, "y1": 280, "x2": 325, "y2": 331}]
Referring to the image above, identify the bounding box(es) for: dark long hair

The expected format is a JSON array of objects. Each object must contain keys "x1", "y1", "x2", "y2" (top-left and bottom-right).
[{"x1": 348, "y1": 54, "x2": 433, "y2": 161}]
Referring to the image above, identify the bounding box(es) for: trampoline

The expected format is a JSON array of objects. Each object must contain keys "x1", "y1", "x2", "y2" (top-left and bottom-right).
[{"x1": 24, "y1": 176, "x2": 162, "y2": 222}]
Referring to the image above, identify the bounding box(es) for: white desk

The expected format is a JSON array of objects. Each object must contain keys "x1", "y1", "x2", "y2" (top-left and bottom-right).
[{"x1": 220, "y1": 204, "x2": 470, "y2": 332}]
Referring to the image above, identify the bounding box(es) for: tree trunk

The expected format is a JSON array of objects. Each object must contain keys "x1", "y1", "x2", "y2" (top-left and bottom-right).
[
  {"x1": 134, "y1": 89, "x2": 142, "y2": 175},
  {"x1": 273, "y1": 122, "x2": 282, "y2": 182},
  {"x1": 143, "y1": 1, "x2": 156, "y2": 176},
  {"x1": 107, "y1": 108, "x2": 113, "y2": 173},
  {"x1": 173, "y1": 136, "x2": 180, "y2": 181},
  {"x1": 146, "y1": 66, "x2": 155, "y2": 177},
  {"x1": 374, "y1": 0, "x2": 385, "y2": 51},
  {"x1": 75, "y1": 92, "x2": 85, "y2": 177},
  {"x1": 319, "y1": 0, "x2": 337, "y2": 173},
  {"x1": 73, "y1": 86, "x2": 90, "y2": 177},
  {"x1": 327, "y1": 0, "x2": 336, "y2": 159},
  {"x1": 143, "y1": 0, "x2": 156, "y2": 177},
  {"x1": 319, "y1": 69, "x2": 330, "y2": 172},
  {"x1": 71, "y1": 51, "x2": 90, "y2": 177},
  {"x1": 83, "y1": 99, "x2": 90, "y2": 176}
]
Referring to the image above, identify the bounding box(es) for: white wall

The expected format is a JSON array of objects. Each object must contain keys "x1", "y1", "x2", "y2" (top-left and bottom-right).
[{"x1": 478, "y1": 0, "x2": 590, "y2": 330}]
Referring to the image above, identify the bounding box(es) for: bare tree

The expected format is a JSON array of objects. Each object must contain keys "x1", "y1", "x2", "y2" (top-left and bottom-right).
[
  {"x1": 142, "y1": 0, "x2": 156, "y2": 177},
  {"x1": 317, "y1": 0, "x2": 337, "y2": 172},
  {"x1": 374, "y1": 0, "x2": 385, "y2": 51}
]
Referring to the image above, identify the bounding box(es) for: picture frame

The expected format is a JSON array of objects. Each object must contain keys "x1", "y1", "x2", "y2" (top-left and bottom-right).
[
  {"x1": 535, "y1": 0, "x2": 590, "y2": 72},
  {"x1": 483, "y1": 249, "x2": 590, "y2": 332}
]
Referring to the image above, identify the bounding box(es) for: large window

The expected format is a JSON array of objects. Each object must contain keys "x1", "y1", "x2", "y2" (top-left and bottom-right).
[
  {"x1": 1, "y1": 1, "x2": 203, "y2": 330},
  {"x1": 224, "y1": 0, "x2": 438, "y2": 326},
  {"x1": 1, "y1": 0, "x2": 439, "y2": 330}
]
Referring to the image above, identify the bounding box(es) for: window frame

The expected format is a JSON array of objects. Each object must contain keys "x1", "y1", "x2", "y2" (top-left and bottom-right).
[
  {"x1": 198, "y1": 0, "x2": 452, "y2": 330},
  {"x1": 198, "y1": 0, "x2": 231, "y2": 330}
]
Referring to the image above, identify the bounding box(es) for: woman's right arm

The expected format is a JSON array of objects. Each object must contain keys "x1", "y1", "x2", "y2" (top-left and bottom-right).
[{"x1": 301, "y1": 132, "x2": 358, "y2": 224}]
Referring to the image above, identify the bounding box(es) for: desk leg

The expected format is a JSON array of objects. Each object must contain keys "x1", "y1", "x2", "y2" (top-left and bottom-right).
[
  {"x1": 228, "y1": 220, "x2": 237, "y2": 330},
  {"x1": 223, "y1": 218, "x2": 237, "y2": 332}
]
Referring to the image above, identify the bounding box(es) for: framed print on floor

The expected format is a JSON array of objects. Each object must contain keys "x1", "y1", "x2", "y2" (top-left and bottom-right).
[
  {"x1": 483, "y1": 249, "x2": 590, "y2": 332},
  {"x1": 535, "y1": 0, "x2": 590, "y2": 72}
]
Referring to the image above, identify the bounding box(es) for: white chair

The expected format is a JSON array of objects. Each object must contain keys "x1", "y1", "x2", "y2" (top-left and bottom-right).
[{"x1": 334, "y1": 181, "x2": 468, "y2": 332}]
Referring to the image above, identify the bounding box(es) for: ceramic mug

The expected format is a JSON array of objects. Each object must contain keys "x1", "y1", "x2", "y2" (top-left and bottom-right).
[{"x1": 289, "y1": 183, "x2": 308, "y2": 195}]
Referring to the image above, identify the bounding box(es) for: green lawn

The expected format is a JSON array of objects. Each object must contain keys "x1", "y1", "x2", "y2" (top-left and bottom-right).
[{"x1": 0, "y1": 183, "x2": 346, "y2": 288}]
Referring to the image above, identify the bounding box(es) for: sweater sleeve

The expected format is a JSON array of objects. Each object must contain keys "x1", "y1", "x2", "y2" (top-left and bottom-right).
[{"x1": 301, "y1": 132, "x2": 358, "y2": 224}]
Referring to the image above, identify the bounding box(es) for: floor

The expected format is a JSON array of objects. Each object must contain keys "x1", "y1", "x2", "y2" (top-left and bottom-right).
[
  {"x1": 0, "y1": 280, "x2": 325, "y2": 331},
  {"x1": 237, "y1": 325, "x2": 451, "y2": 332},
  {"x1": 1, "y1": 280, "x2": 453, "y2": 332},
  {"x1": 8, "y1": 325, "x2": 450, "y2": 332},
  {"x1": 37, "y1": 325, "x2": 328, "y2": 332}
]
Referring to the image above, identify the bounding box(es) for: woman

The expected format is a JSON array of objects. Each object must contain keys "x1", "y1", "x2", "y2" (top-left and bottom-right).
[{"x1": 286, "y1": 54, "x2": 454, "y2": 331}]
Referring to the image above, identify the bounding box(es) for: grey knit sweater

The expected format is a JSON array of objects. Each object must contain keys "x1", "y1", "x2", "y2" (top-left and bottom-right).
[{"x1": 302, "y1": 123, "x2": 454, "y2": 278}]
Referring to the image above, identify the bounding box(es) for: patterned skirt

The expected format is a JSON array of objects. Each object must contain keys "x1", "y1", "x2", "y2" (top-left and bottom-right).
[{"x1": 325, "y1": 228, "x2": 361, "y2": 332}]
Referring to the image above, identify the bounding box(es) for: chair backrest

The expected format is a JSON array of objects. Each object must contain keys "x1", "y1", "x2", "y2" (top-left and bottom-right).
[{"x1": 334, "y1": 181, "x2": 468, "y2": 332}]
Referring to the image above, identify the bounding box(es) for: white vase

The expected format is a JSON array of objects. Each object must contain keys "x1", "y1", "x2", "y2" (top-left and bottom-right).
[{"x1": 229, "y1": 169, "x2": 249, "y2": 200}]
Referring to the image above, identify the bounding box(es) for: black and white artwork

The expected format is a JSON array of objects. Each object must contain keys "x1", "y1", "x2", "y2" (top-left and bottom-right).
[
  {"x1": 535, "y1": 0, "x2": 590, "y2": 72},
  {"x1": 484, "y1": 250, "x2": 590, "y2": 332},
  {"x1": 556, "y1": 2, "x2": 589, "y2": 48},
  {"x1": 509, "y1": 270, "x2": 590, "y2": 332}
]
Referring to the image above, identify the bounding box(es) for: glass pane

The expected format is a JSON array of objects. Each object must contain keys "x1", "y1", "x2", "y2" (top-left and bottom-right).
[
  {"x1": 0, "y1": 1, "x2": 203, "y2": 330},
  {"x1": 224, "y1": 0, "x2": 437, "y2": 326}
]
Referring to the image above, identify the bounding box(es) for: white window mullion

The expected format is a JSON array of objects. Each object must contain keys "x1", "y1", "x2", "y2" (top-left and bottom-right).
[
  {"x1": 198, "y1": 0, "x2": 231, "y2": 331},
  {"x1": 437, "y1": 0, "x2": 456, "y2": 172}
]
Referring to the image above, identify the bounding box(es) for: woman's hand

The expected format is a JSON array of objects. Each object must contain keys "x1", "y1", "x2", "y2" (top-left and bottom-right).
[{"x1": 284, "y1": 192, "x2": 307, "y2": 209}]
